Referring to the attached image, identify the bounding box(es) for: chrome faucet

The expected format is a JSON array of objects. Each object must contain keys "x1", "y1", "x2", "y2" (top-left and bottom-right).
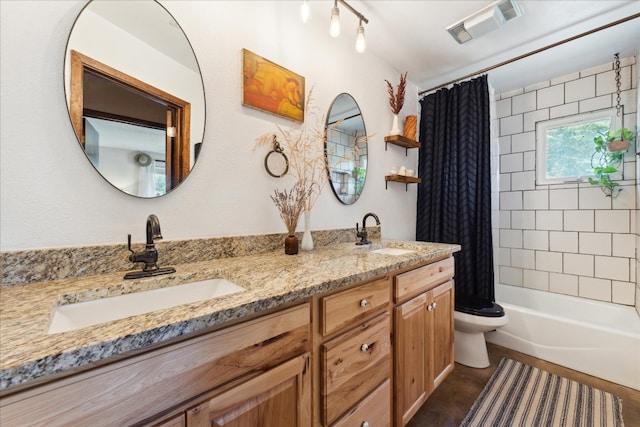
[
  {"x1": 356, "y1": 212, "x2": 381, "y2": 245},
  {"x1": 125, "y1": 214, "x2": 176, "y2": 279}
]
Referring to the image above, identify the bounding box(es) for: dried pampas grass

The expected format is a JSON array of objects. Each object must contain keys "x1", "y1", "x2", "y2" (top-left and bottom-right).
[
  {"x1": 385, "y1": 72, "x2": 408, "y2": 115},
  {"x1": 257, "y1": 86, "x2": 327, "y2": 211}
]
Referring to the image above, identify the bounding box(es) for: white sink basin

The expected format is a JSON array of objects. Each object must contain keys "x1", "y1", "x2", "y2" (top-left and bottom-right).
[
  {"x1": 48, "y1": 279, "x2": 245, "y2": 334},
  {"x1": 370, "y1": 247, "x2": 414, "y2": 256}
]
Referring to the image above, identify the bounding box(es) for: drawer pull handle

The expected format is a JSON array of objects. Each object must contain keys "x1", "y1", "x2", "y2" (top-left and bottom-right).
[
  {"x1": 360, "y1": 299, "x2": 368, "y2": 308},
  {"x1": 433, "y1": 302, "x2": 438, "y2": 309},
  {"x1": 362, "y1": 422, "x2": 370, "y2": 427},
  {"x1": 361, "y1": 343, "x2": 371, "y2": 352}
]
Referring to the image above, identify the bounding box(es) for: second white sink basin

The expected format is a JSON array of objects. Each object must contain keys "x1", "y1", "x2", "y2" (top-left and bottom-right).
[
  {"x1": 370, "y1": 247, "x2": 415, "y2": 256},
  {"x1": 48, "y1": 278, "x2": 245, "y2": 334}
]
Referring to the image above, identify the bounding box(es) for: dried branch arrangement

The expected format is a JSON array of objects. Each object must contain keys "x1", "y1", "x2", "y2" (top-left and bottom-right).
[
  {"x1": 385, "y1": 72, "x2": 408, "y2": 115},
  {"x1": 257, "y1": 86, "x2": 327, "y2": 211},
  {"x1": 270, "y1": 181, "x2": 309, "y2": 235}
]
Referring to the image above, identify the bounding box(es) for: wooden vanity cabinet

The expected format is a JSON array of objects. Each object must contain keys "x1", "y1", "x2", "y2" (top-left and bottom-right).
[
  {"x1": 1, "y1": 303, "x2": 311, "y2": 427},
  {"x1": 313, "y1": 276, "x2": 393, "y2": 427},
  {"x1": 393, "y1": 257, "x2": 455, "y2": 427}
]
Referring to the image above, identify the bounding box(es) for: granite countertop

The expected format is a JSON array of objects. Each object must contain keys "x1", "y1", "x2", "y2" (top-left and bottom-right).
[{"x1": 0, "y1": 240, "x2": 459, "y2": 391}]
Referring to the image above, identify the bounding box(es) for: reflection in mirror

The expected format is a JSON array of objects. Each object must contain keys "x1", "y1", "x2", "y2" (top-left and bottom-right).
[
  {"x1": 64, "y1": 0, "x2": 205, "y2": 198},
  {"x1": 325, "y1": 93, "x2": 368, "y2": 205}
]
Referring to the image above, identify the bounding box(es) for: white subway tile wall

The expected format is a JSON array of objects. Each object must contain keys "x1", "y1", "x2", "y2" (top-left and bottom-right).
[{"x1": 497, "y1": 57, "x2": 637, "y2": 306}]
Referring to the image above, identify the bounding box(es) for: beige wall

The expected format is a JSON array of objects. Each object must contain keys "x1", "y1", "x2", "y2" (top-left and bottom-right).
[{"x1": 0, "y1": 1, "x2": 419, "y2": 251}]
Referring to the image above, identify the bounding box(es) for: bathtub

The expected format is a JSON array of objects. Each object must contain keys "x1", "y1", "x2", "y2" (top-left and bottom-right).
[{"x1": 485, "y1": 283, "x2": 640, "y2": 391}]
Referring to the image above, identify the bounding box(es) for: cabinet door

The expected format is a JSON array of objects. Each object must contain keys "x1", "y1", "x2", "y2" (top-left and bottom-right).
[
  {"x1": 428, "y1": 280, "x2": 454, "y2": 392},
  {"x1": 394, "y1": 293, "x2": 428, "y2": 427},
  {"x1": 186, "y1": 354, "x2": 311, "y2": 427}
]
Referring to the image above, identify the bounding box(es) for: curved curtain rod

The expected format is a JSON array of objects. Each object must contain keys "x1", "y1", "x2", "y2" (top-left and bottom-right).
[{"x1": 418, "y1": 13, "x2": 640, "y2": 97}]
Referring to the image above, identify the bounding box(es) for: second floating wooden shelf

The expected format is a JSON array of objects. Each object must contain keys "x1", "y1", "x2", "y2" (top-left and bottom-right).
[{"x1": 385, "y1": 174, "x2": 421, "y2": 191}]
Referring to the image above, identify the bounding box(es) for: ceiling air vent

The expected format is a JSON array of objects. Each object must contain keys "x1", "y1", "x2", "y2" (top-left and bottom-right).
[{"x1": 447, "y1": 0, "x2": 524, "y2": 44}]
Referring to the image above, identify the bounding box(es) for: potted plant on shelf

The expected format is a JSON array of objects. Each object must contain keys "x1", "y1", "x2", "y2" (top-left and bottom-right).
[{"x1": 588, "y1": 127, "x2": 636, "y2": 197}]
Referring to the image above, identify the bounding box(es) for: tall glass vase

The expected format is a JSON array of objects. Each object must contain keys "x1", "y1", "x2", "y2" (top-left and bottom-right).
[{"x1": 301, "y1": 210, "x2": 314, "y2": 251}]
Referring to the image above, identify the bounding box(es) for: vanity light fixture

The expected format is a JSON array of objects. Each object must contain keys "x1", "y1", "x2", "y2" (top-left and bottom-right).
[
  {"x1": 327, "y1": 0, "x2": 369, "y2": 52},
  {"x1": 329, "y1": 0, "x2": 341, "y2": 37},
  {"x1": 301, "y1": 0, "x2": 310, "y2": 23},
  {"x1": 355, "y1": 19, "x2": 366, "y2": 53}
]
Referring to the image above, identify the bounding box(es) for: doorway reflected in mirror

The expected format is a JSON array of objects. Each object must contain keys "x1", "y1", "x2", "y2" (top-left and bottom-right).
[{"x1": 64, "y1": 0, "x2": 205, "y2": 198}]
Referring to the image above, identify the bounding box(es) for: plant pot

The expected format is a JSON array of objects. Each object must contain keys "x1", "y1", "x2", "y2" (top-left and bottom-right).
[
  {"x1": 607, "y1": 139, "x2": 631, "y2": 152},
  {"x1": 285, "y1": 234, "x2": 298, "y2": 255}
]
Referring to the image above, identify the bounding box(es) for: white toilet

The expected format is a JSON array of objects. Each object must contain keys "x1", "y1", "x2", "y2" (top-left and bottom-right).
[{"x1": 454, "y1": 295, "x2": 508, "y2": 368}]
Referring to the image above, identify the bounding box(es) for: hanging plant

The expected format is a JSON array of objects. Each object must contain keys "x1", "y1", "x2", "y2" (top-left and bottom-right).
[{"x1": 588, "y1": 127, "x2": 636, "y2": 197}]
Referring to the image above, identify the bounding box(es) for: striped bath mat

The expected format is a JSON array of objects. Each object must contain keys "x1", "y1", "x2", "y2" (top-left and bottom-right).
[{"x1": 460, "y1": 358, "x2": 624, "y2": 426}]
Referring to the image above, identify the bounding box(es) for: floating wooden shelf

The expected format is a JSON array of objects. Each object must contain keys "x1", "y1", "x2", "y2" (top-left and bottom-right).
[
  {"x1": 384, "y1": 135, "x2": 420, "y2": 155},
  {"x1": 385, "y1": 174, "x2": 421, "y2": 191}
]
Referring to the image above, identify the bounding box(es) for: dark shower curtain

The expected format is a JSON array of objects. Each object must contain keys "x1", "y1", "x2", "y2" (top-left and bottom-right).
[{"x1": 416, "y1": 75, "x2": 494, "y2": 302}]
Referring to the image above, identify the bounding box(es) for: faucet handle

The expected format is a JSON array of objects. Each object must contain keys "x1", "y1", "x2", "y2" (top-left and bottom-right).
[{"x1": 127, "y1": 234, "x2": 135, "y2": 255}]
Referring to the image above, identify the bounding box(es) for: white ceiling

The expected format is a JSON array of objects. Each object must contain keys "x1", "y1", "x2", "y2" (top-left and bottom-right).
[
  {"x1": 88, "y1": 0, "x2": 639, "y2": 95},
  {"x1": 310, "y1": 0, "x2": 640, "y2": 94}
]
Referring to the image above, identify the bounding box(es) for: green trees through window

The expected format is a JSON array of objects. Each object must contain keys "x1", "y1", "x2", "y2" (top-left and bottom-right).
[
  {"x1": 536, "y1": 108, "x2": 620, "y2": 185},
  {"x1": 545, "y1": 119, "x2": 611, "y2": 180}
]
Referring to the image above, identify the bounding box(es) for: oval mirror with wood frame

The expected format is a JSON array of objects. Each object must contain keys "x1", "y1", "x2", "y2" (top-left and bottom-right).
[
  {"x1": 64, "y1": 0, "x2": 206, "y2": 198},
  {"x1": 325, "y1": 93, "x2": 368, "y2": 205}
]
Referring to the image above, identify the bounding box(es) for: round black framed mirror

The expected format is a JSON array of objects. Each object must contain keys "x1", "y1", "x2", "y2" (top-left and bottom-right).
[
  {"x1": 64, "y1": 0, "x2": 206, "y2": 198},
  {"x1": 325, "y1": 93, "x2": 368, "y2": 205}
]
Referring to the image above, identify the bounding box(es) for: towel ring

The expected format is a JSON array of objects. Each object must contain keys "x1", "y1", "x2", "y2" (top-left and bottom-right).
[{"x1": 264, "y1": 135, "x2": 289, "y2": 178}]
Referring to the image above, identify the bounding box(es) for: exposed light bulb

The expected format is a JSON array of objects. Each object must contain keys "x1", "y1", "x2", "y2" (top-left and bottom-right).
[
  {"x1": 301, "y1": 0, "x2": 310, "y2": 23},
  {"x1": 329, "y1": 5, "x2": 340, "y2": 37},
  {"x1": 355, "y1": 22, "x2": 366, "y2": 53}
]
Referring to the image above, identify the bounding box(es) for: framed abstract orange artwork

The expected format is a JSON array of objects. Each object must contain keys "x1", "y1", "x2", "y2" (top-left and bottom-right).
[{"x1": 242, "y1": 49, "x2": 305, "y2": 123}]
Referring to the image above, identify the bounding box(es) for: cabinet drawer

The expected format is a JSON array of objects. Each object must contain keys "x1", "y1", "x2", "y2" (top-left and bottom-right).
[
  {"x1": 331, "y1": 379, "x2": 391, "y2": 427},
  {"x1": 322, "y1": 313, "x2": 391, "y2": 425},
  {"x1": 395, "y1": 257, "x2": 454, "y2": 301},
  {"x1": 321, "y1": 276, "x2": 390, "y2": 336}
]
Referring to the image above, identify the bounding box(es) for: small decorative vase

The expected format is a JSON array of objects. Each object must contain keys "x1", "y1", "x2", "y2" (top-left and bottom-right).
[
  {"x1": 285, "y1": 234, "x2": 298, "y2": 255},
  {"x1": 301, "y1": 210, "x2": 314, "y2": 251},
  {"x1": 390, "y1": 114, "x2": 401, "y2": 135},
  {"x1": 404, "y1": 115, "x2": 417, "y2": 140}
]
